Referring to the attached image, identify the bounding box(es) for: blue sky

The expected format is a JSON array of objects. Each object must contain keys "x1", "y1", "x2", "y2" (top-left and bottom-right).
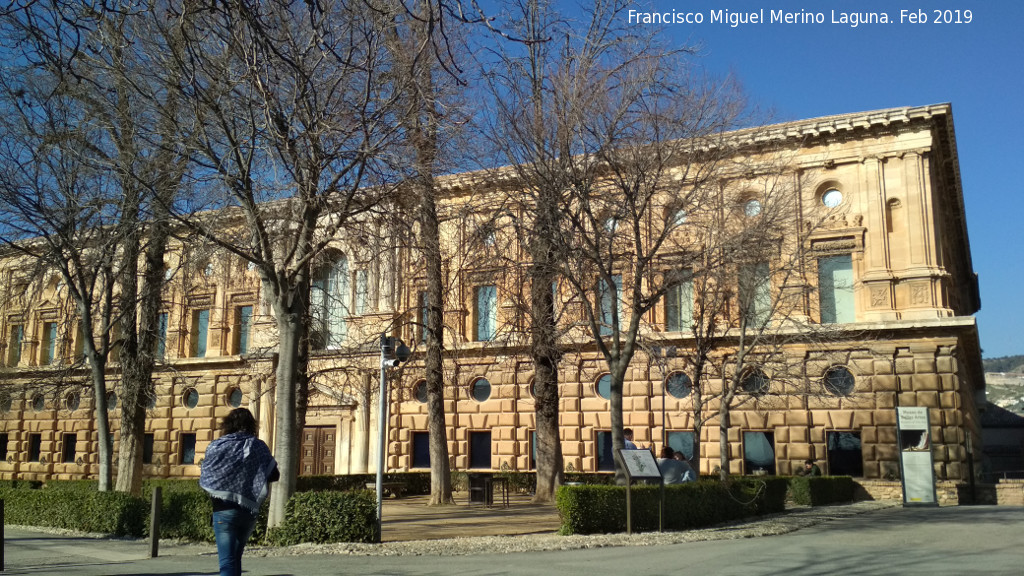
[{"x1": 618, "y1": 0, "x2": 1023, "y2": 358}]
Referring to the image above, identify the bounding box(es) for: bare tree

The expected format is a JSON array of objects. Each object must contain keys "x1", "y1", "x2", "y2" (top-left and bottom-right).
[
  {"x1": 0, "y1": 1, "x2": 182, "y2": 492},
  {"x1": 156, "y1": 0, "x2": 402, "y2": 526},
  {"x1": 482, "y1": 0, "x2": 746, "y2": 482}
]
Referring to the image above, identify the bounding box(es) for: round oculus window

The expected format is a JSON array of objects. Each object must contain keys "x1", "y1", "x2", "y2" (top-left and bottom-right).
[
  {"x1": 413, "y1": 380, "x2": 428, "y2": 404},
  {"x1": 0, "y1": 392, "x2": 11, "y2": 413},
  {"x1": 744, "y1": 199, "x2": 762, "y2": 217},
  {"x1": 228, "y1": 388, "x2": 243, "y2": 407},
  {"x1": 823, "y1": 366, "x2": 855, "y2": 396},
  {"x1": 182, "y1": 388, "x2": 199, "y2": 409},
  {"x1": 666, "y1": 372, "x2": 692, "y2": 399},
  {"x1": 742, "y1": 369, "x2": 769, "y2": 397},
  {"x1": 596, "y1": 374, "x2": 611, "y2": 400},
  {"x1": 822, "y1": 189, "x2": 843, "y2": 208},
  {"x1": 65, "y1": 391, "x2": 80, "y2": 411},
  {"x1": 106, "y1": 391, "x2": 118, "y2": 410},
  {"x1": 31, "y1": 393, "x2": 45, "y2": 412},
  {"x1": 471, "y1": 378, "x2": 491, "y2": 402}
]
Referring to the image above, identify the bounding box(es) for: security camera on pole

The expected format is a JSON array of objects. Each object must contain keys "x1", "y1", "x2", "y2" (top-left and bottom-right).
[{"x1": 376, "y1": 333, "x2": 411, "y2": 540}]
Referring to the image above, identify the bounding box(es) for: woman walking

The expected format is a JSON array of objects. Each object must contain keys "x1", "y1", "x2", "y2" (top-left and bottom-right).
[{"x1": 200, "y1": 408, "x2": 279, "y2": 576}]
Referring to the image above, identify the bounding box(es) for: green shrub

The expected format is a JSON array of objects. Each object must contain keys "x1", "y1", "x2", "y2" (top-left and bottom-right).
[
  {"x1": 269, "y1": 490, "x2": 377, "y2": 545},
  {"x1": 789, "y1": 476, "x2": 855, "y2": 506},
  {"x1": 0, "y1": 488, "x2": 147, "y2": 536},
  {"x1": 556, "y1": 477, "x2": 790, "y2": 535}
]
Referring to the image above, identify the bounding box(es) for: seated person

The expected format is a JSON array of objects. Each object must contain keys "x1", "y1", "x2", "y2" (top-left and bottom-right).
[
  {"x1": 796, "y1": 459, "x2": 822, "y2": 477},
  {"x1": 657, "y1": 446, "x2": 696, "y2": 484}
]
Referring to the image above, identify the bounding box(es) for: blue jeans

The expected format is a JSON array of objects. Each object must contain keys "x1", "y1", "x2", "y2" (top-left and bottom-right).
[{"x1": 213, "y1": 508, "x2": 257, "y2": 576}]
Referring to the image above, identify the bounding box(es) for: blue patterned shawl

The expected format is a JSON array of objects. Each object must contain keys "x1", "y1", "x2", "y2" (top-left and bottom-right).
[{"x1": 199, "y1": 432, "x2": 278, "y2": 514}]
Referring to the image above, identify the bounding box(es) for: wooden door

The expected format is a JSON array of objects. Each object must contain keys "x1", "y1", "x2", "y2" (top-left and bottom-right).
[{"x1": 300, "y1": 426, "x2": 336, "y2": 476}]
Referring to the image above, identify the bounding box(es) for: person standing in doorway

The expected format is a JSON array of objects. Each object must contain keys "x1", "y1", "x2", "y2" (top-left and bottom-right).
[{"x1": 200, "y1": 408, "x2": 279, "y2": 576}]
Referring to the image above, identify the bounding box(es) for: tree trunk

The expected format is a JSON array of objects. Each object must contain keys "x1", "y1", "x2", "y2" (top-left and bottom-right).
[
  {"x1": 529, "y1": 243, "x2": 562, "y2": 502},
  {"x1": 421, "y1": 177, "x2": 453, "y2": 505},
  {"x1": 89, "y1": 357, "x2": 113, "y2": 491},
  {"x1": 718, "y1": 403, "x2": 731, "y2": 481},
  {"x1": 268, "y1": 312, "x2": 303, "y2": 527}
]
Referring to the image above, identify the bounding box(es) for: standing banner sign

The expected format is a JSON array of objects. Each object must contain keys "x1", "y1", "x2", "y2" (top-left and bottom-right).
[{"x1": 896, "y1": 406, "x2": 938, "y2": 506}]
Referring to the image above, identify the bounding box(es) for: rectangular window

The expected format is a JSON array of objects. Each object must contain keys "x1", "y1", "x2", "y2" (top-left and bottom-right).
[
  {"x1": 41, "y1": 321, "x2": 57, "y2": 364},
  {"x1": 666, "y1": 431, "x2": 695, "y2": 461},
  {"x1": 743, "y1": 431, "x2": 776, "y2": 475},
  {"x1": 740, "y1": 262, "x2": 771, "y2": 327},
  {"x1": 599, "y1": 275, "x2": 622, "y2": 337},
  {"x1": 7, "y1": 324, "x2": 23, "y2": 366},
  {"x1": 235, "y1": 306, "x2": 252, "y2": 355},
  {"x1": 596, "y1": 431, "x2": 615, "y2": 471},
  {"x1": 419, "y1": 291, "x2": 429, "y2": 344},
  {"x1": 530, "y1": 430, "x2": 537, "y2": 470},
  {"x1": 354, "y1": 269, "x2": 369, "y2": 315},
  {"x1": 819, "y1": 255, "x2": 855, "y2": 324},
  {"x1": 474, "y1": 285, "x2": 497, "y2": 341},
  {"x1": 468, "y1": 431, "x2": 492, "y2": 470},
  {"x1": 180, "y1": 432, "x2": 197, "y2": 465},
  {"x1": 74, "y1": 322, "x2": 85, "y2": 359},
  {"x1": 0, "y1": 432, "x2": 8, "y2": 461},
  {"x1": 412, "y1": 431, "x2": 430, "y2": 469},
  {"x1": 155, "y1": 312, "x2": 169, "y2": 358},
  {"x1": 666, "y1": 273, "x2": 694, "y2": 332},
  {"x1": 61, "y1": 433, "x2": 77, "y2": 463},
  {"x1": 191, "y1": 310, "x2": 209, "y2": 357},
  {"x1": 143, "y1": 433, "x2": 155, "y2": 465},
  {"x1": 827, "y1": 431, "x2": 863, "y2": 476},
  {"x1": 28, "y1": 433, "x2": 42, "y2": 462}
]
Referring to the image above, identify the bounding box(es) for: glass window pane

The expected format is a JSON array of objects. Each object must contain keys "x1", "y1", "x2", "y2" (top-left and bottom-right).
[
  {"x1": 156, "y1": 313, "x2": 168, "y2": 358},
  {"x1": 819, "y1": 255, "x2": 854, "y2": 324},
  {"x1": 667, "y1": 431, "x2": 695, "y2": 461},
  {"x1": 743, "y1": 431, "x2": 775, "y2": 475},
  {"x1": 596, "y1": 374, "x2": 611, "y2": 400},
  {"x1": 597, "y1": 431, "x2": 615, "y2": 471},
  {"x1": 475, "y1": 285, "x2": 497, "y2": 341},
  {"x1": 469, "y1": 431, "x2": 492, "y2": 469},
  {"x1": 666, "y1": 276, "x2": 693, "y2": 331},
  {"x1": 412, "y1": 432, "x2": 430, "y2": 468},
  {"x1": 666, "y1": 373, "x2": 692, "y2": 399},
  {"x1": 237, "y1": 306, "x2": 252, "y2": 354},
  {"x1": 827, "y1": 431, "x2": 863, "y2": 476},
  {"x1": 193, "y1": 310, "x2": 209, "y2": 357}
]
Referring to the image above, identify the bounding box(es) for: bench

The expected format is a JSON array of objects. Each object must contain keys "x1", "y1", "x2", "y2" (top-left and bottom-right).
[{"x1": 367, "y1": 481, "x2": 407, "y2": 498}]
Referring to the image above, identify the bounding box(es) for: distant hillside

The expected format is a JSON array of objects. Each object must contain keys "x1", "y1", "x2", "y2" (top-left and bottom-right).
[{"x1": 983, "y1": 355, "x2": 1024, "y2": 374}]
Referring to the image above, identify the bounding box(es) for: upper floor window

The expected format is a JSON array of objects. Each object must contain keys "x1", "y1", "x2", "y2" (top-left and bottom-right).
[
  {"x1": 354, "y1": 269, "x2": 370, "y2": 315},
  {"x1": 818, "y1": 254, "x2": 854, "y2": 324},
  {"x1": 7, "y1": 324, "x2": 22, "y2": 366},
  {"x1": 155, "y1": 312, "x2": 169, "y2": 358},
  {"x1": 666, "y1": 273, "x2": 693, "y2": 332},
  {"x1": 418, "y1": 290, "x2": 429, "y2": 344},
  {"x1": 599, "y1": 275, "x2": 622, "y2": 337},
  {"x1": 821, "y1": 188, "x2": 844, "y2": 208},
  {"x1": 40, "y1": 321, "x2": 57, "y2": 365},
  {"x1": 234, "y1": 306, "x2": 252, "y2": 355},
  {"x1": 190, "y1": 309, "x2": 209, "y2": 357},
  {"x1": 739, "y1": 262, "x2": 771, "y2": 327},
  {"x1": 474, "y1": 285, "x2": 497, "y2": 341},
  {"x1": 312, "y1": 254, "x2": 349, "y2": 349}
]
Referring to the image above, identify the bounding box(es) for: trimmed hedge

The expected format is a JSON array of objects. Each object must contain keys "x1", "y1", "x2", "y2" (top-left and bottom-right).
[
  {"x1": 269, "y1": 490, "x2": 378, "y2": 545},
  {"x1": 556, "y1": 477, "x2": 789, "y2": 535},
  {"x1": 0, "y1": 487, "x2": 147, "y2": 536},
  {"x1": 788, "y1": 476, "x2": 855, "y2": 506}
]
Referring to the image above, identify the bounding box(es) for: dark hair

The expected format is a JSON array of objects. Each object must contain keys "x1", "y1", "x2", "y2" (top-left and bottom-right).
[
  {"x1": 221, "y1": 407, "x2": 257, "y2": 436},
  {"x1": 661, "y1": 446, "x2": 674, "y2": 459},
  {"x1": 804, "y1": 459, "x2": 814, "y2": 465},
  {"x1": 624, "y1": 428, "x2": 634, "y2": 438}
]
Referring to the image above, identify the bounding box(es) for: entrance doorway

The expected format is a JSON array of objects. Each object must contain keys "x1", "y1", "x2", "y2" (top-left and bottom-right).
[{"x1": 300, "y1": 425, "x2": 337, "y2": 475}]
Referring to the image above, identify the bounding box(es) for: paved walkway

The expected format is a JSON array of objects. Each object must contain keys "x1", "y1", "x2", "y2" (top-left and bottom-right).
[
  {"x1": 5, "y1": 498, "x2": 1023, "y2": 575},
  {"x1": 380, "y1": 491, "x2": 560, "y2": 541}
]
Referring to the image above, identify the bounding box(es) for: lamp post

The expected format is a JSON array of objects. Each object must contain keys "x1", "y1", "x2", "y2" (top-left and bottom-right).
[{"x1": 376, "y1": 333, "x2": 410, "y2": 541}]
